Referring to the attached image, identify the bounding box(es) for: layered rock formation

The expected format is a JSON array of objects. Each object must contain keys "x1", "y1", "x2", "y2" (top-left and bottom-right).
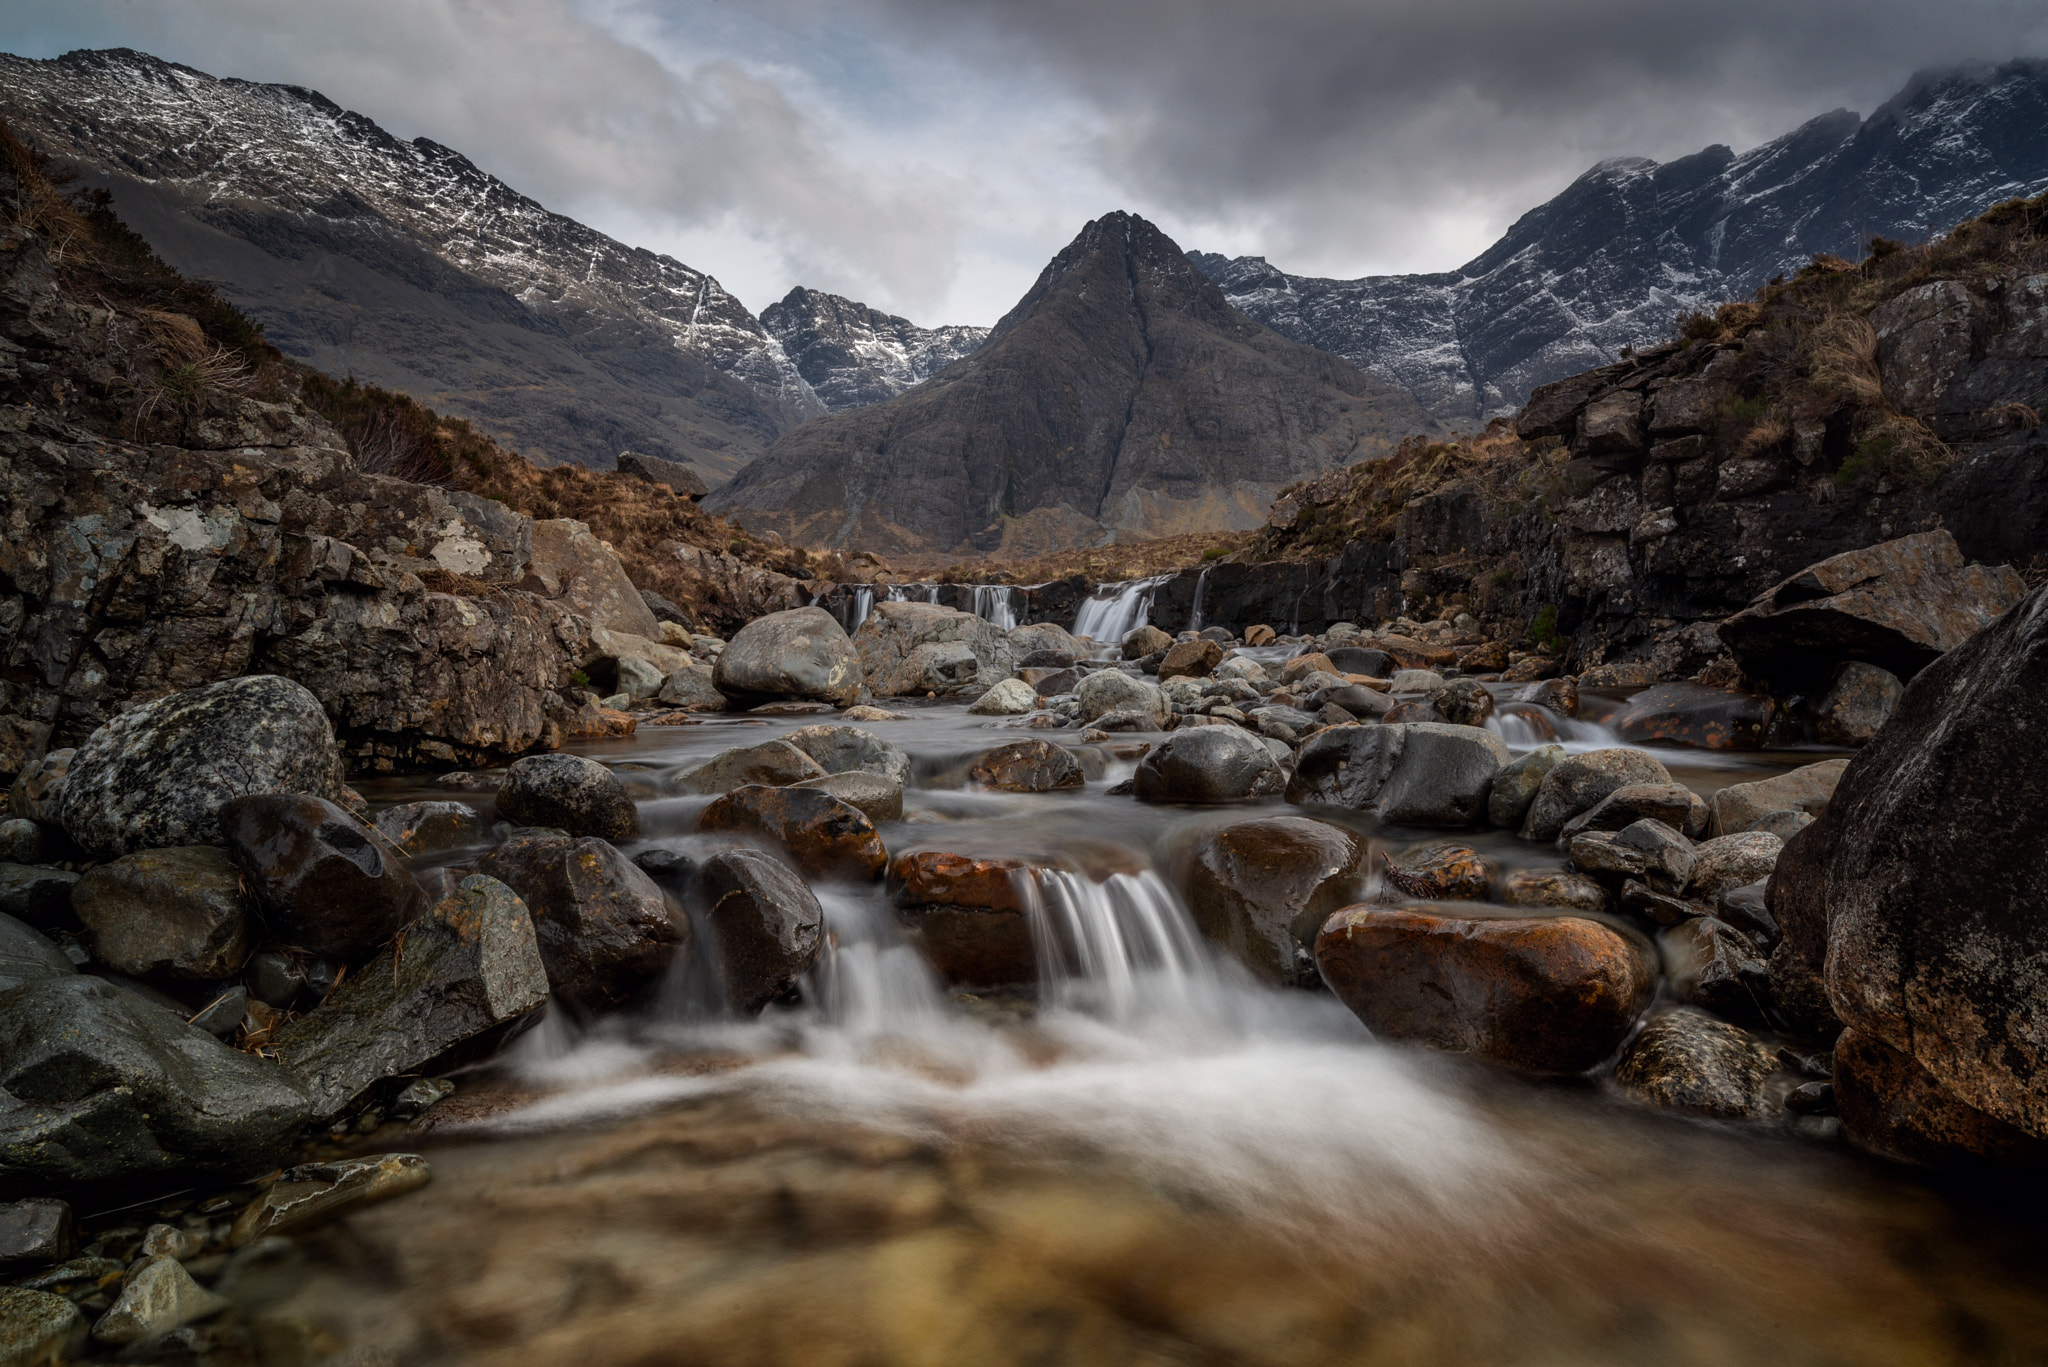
[{"x1": 761, "y1": 287, "x2": 987, "y2": 411}]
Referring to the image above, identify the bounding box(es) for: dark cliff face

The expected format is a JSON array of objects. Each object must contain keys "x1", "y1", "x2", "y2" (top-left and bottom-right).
[
  {"x1": 761, "y1": 287, "x2": 987, "y2": 411},
  {"x1": 1197, "y1": 61, "x2": 2048, "y2": 427},
  {"x1": 0, "y1": 47, "x2": 822, "y2": 479},
  {"x1": 706, "y1": 213, "x2": 1441, "y2": 554}
]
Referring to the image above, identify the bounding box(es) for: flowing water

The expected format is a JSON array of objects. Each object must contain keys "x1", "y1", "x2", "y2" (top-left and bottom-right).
[
  {"x1": 312, "y1": 706, "x2": 2048, "y2": 1366},
  {"x1": 1073, "y1": 574, "x2": 1175, "y2": 643}
]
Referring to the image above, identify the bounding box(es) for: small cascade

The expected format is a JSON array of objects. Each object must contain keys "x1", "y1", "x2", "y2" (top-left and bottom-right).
[
  {"x1": 1187, "y1": 565, "x2": 1213, "y2": 632},
  {"x1": 848, "y1": 585, "x2": 876, "y2": 632},
  {"x1": 1073, "y1": 573, "x2": 1175, "y2": 644},
  {"x1": 1024, "y1": 869, "x2": 1214, "y2": 1023},
  {"x1": 1487, "y1": 703, "x2": 1625, "y2": 751},
  {"x1": 805, "y1": 887, "x2": 952, "y2": 1045},
  {"x1": 971, "y1": 584, "x2": 1021, "y2": 630}
]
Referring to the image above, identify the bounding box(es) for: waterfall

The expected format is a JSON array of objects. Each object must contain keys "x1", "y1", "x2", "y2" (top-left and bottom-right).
[
  {"x1": 848, "y1": 585, "x2": 876, "y2": 632},
  {"x1": 971, "y1": 584, "x2": 1020, "y2": 630},
  {"x1": 1024, "y1": 869, "x2": 1214, "y2": 1022},
  {"x1": 1188, "y1": 565, "x2": 1213, "y2": 632},
  {"x1": 1073, "y1": 573, "x2": 1174, "y2": 644}
]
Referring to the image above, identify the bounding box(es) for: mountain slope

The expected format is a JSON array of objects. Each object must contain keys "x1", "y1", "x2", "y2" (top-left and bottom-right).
[
  {"x1": 1197, "y1": 60, "x2": 2048, "y2": 427},
  {"x1": 0, "y1": 47, "x2": 823, "y2": 478},
  {"x1": 762, "y1": 287, "x2": 987, "y2": 411},
  {"x1": 705, "y1": 212, "x2": 1441, "y2": 554}
]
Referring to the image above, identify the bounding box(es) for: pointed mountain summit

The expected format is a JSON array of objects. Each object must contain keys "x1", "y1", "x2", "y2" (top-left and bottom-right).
[
  {"x1": 762, "y1": 287, "x2": 988, "y2": 411},
  {"x1": 706, "y1": 212, "x2": 1439, "y2": 553}
]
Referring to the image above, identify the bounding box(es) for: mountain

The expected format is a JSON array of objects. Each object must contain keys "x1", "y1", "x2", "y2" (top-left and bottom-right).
[
  {"x1": 704, "y1": 212, "x2": 1441, "y2": 554},
  {"x1": 761, "y1": 287, "x2": 987, "y2": 411},
  {"x1": 1196, "y1": 60, "x2": 2048, "y2": 427},
  {"x1": 0, "y1": 47, "x2": 823, "y2": 479}
]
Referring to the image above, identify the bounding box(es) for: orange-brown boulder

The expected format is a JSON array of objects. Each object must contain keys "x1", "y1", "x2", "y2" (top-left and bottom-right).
[
  {"x1": 889, "y1": 849, "x2": 1038, "y2": 987},
  {"x1": 966, "y1": 739, "x2": 1084, "y2": 793},
  {"x1": 1382, "y1": 842, "x2": 1494, "y2": 902}
]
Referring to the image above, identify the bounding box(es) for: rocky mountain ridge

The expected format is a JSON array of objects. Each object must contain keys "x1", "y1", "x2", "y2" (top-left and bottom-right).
[
  {"x1": 1197, "y1": 60, "x2": 2048, "y2": 427},
  {"x1": 761, "y1": 286, "x2": 987, "y2": 411}
]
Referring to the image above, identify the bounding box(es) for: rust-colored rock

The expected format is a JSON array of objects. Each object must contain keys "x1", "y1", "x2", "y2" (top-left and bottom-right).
[
  {"x1": 1314, "y1": 905, "x2": 1655, "y2": 1074},
  {"x1": 1609, "y1": 683, "x2": 1776, "y2": 750},
  {"x1": 1180, "y1": 816, "x2": 1365, "y2": 986},
  {"x1": 1457, "y1": 641, "x2": 1511, "y2": 672},
  {"x1": 1833, "y1": 1028, "x2": 2048, "y2": 1167},
  {"x1": 1382, "y1": 842, "x2": 1494, "y2": 902},
  {"x1": 700, "y1": 784, "x2": 887, "y2": 881},
  {"x1": 1500, "y1": 868, "x2": 1609, "y2": 913},
  {"x1": 1279, "y1": 652, "x2": 1338, "y2": 683},
  {"x1": 967, "y1": 740, "x2": 1085, "y2": 793},
  {"x1": 1369, "y1": 634, "x2": 1458, "y2": 670},
  {"x1": 1158, "y1": 638, "x2": 1225, "y2": 680},
  {"x1": 890, "y1": 849, "x2": 1037, "y2": 987}
]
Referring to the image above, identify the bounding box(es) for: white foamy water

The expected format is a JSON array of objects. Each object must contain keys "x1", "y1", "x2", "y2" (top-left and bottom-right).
[{"x1": 1073, "y1": 573, "x2": 1174, "y2": 645}]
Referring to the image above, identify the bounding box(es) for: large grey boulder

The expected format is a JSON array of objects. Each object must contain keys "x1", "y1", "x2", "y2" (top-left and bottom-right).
[
  {"x1": 715, "y1": 607, "x2": 863, "y2": 706},
  {"x1": 72, "y1": 847, "x2": 251, "y2": 983},
  {"x1": 670, "y1": 740, "x2": 829, "y2": 795},
  {"x1": 782, "y1": 725, "x2": 913, "y2": 786},
  {"x1": 473, "y1": 835, "x2": 683, "y2": 1015},
  {"x1": 1287, "y1": 723, "x2": 1510, "y2": 827},
  {"x1": 1518, "y1": 747, "x2": 1673, "y2": 842},
  {"x1": 525, "y1": 518, "x2": 662, "y2": 638},
  {"x1": 496, "y1": 753, "x2": 640, "y2": 841},
  {"x1": 1133, "y1": 727, "x2": 1286, "y2": 804},
  {"x1": 220, "y1": 794, "x2": 430, "y2": 961},
  {"x1": 54, "y1": 676, "x2": 344, "y2": 859},
  {"x1": 698, "y1": 850, "x2": 825, "y2": 1014},
  {"x1": 855, "y1": 602, "x2": 1015, "y2": 697},
  {"x1": 1075, "y1": 670, "x2": 1167, "y2": 726},
  {"x1": 1179, "y1": 816, "x2": 1364, "y2": 986},
  {"x1": 1707, "y1": 759, "x2": 1848, "y2": 837}
]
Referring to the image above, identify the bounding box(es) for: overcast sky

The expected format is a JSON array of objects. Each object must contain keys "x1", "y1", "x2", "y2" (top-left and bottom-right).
[{"x1": 10, "y1": 1, "x2": 2048, "y2": 326}]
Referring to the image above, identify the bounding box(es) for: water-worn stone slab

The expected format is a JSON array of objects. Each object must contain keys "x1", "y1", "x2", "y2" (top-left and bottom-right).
[
  {"x1": 698, "y1": 850, "x2": 825, "y2": 1013},
  {"x1": 1181, "y1": 817, "x2": 1364, "y2": 986},
  {"x1": 229, "y1": 1153, "x2": 432, "y2": 1246},
  {"x1": 790, "y1": 770, "x2": 904, "y2": 822},
  {"x1": 671, "y1": 740, "x2": 828, "y2": 795},
  {"x1": 1706, "y1": 759, "x2": 1848, "y2": 838},
  {"x1": 1613, "y1": 1008, "x2": 1775, "y2": 1118},
  {"x1": 1287, "y1": 723, "x2": 1510, "y2": 827}
]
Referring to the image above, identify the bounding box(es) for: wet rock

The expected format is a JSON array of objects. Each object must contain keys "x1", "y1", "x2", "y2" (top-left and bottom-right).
[
  {"x1": 791, "y1": 770, "x2": 904, "y2": 822},
  {"x1": 1715, "y1": 880, "x2": 1780, "y2": 947},
  {"x1": 967, "y1": 678, "x2": 1039, "y2": 715},
  {"x1": 1560, "y1": 783, "x2": 1709, "y2": 841},
  {"x1": 1833, "y1": 1027, "x2": 2048, "y2": 1166},
  {"x1": 1121, "y1": 625, "x2": 1172, "y2": 659},
  {"x1": 1287, "y1": 723, "x2": 1510, "y2": 827},
  {"x1": 1614, "y1": 1008, "x2": 1776, "y2": 1118},
  {"x1": 891, "y1": 850, "x2": 1037, "y2": 987},
  {"x1": 72, "y1": 847, "x2": 250, "y2": 982},
  {"x1": 1431, "y1": 678, "x2": 1494, "y2": 727},
  {"x1": 967, "y1": 740, "x2": 1085, "y2": 794},
  {"x1": 7, "y1": 749, "x2": 71, "y2": 824},
  {"x1": 229, "y1": 1153, "x2": 432, "y2": 1246},
  {"x1": 1660, "y1": 916, "x2": 1767, "y2": 1021},
  {"x1": 1181, "y1": 817, "x2": 1365, "y2": 987},
  {"x1": 1091, "y1": 707, "x2": 1162, "y2": 733},
  {"x1": 1382, "y1": 842, "x2": 1494, "y2": 901},
  {"x1": 1133, "y1": 726, "x2": 1286, "y2": 804},
  {"x1": 1076, "y1": 671, "x2": 1168, "y2": 726},
  {"x1": 188, "y1": 985, "x2": 246, "y2": 1037},
  {"x1": 1158, "y1": 639, "x2": 1224, "y2": 680},
  {"x1": 1248, "y1": 704, "x2": 1317, "y2": 742},
  {"x1": 1616, "y1": 819, "x2": 1696, "y2": 892},
  {"x1": 373, "y1": 800, "x2": 488, "y2": 857},
  {"x1": 1706, "y1": 759, "x2": 1848, "y2": 838},
  {"x1": 782, "y1": 725, "x2": 913, "y2": 787},
  {"x1": 657, "y1": 664, "x2": 729, "y2": 711},
  {"x1": 1785, "y1": 1080, "x2": 1835, "y2": 1115},
  {"x1": 0, "y1": 1287, "x2": 84, "y2": 1364},
  {"x1": 220, "y1": 795, "x2": 430, "y2": 961},
  {"x1": 53, "y1": 676, "x2": 344, "y2": 860},
  {"x1": 1520, "y1": 748, "x2": 1674, "y2": 842},
  {"x1": 715, "y1": 606, "x2": 863, "y2": 706},
  {"x1": 90, "y1": 1255, "x2": 230, "y2": 1344},
  {"x1": 1813, "y1": 661, "x2": 1904, "y2": 746},
  {"x1": 1500, "y1": 868, "x2": 1609, "y2": 913},
  {"x1": 698, "y1": 849, "x2": 825, "y2": 1013},
  {"x1": 1315, "y1": 905, "x2": 1654, "y2": 1074},
  {"x1": 0, "y1": 864, "x2": 78, "y2": 932},
  {"x1": 1688, "y1": 831, "x2": 1784, "y2": 902},
  {"x1": 671, "y1": 739, "x2": 830, "y2": 795},
  {"x1": 274, "y1": 876, "x2": 548, "y2": 1118},
  {"x1": 0, "y1": 1199, "x2": 71, "y2": 1272},
  {"x1": 0, "y1": 820, "x2": 42, "y2": 866},
  {"x1": 700, "y1": 785, "x2": 887, "y2": 881},
  {"x1": 1280, "y1": 653, "x2": 1340, "y2": 683},
  {"x1": 1515, "y1": 677, "x2": 1580, "y2": 717},
  {"x1": 1609, "y1": 683, "x2": 1776, "y2": 751},
  {"x1": 1487, "y1": 745, "x2": 1562, "y2": 830},
  {"x1": 1619, "y1": 879, "x2": 1706, "y2": 927},
  {"x1": 496, "y1": 753, "x2": 639, "y2": 842},
  {"x1": 0, "y1": 974, "x2": 311, "y2": 1194},
  {"x1": 243, "y1": 951, "x2": 306, "y2": 1010},
  {"x1": 1326, "y1": 646, "x2": 1394, "y2": 676},
  {"x1": 856, "y1": 603, "x2": 1015, "y2": 697},
  {"x1": 473, "y1": 836, "x2": 682, "y2": 1014},
  {"x1": 0, "y1": 914, "x2": 75, "y2": 992}
]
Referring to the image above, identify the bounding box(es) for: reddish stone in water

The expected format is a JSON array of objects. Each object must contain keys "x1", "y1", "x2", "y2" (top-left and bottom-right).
[
  {"x1": 1158, "y1": 639, "x2": 1225, "y2": 680},
  {"x1": 967, "y1": 740, "x2": 1085, "y2": 793},
  {"x1": 1609, "y1": 682, "x2": 1777, "y2": 751},
  {"x1": 700, "y1": 784, "x2": 887, "y2": 881},
  {"x1": 890, "y1": 849, "x2": 1038, "y2": 987},
  {"x1": 1382, "y1": 842, "x2": 1494, "y2": 902}
]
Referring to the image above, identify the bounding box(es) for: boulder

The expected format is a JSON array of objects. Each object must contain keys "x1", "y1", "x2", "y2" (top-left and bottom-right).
[
  {"x1": 890, "y1": 850, "x2": 1038, "y2": 987},
  {"x1": 700, "y1": 785, "x2": 887, "y2": 881},
  {"x1": 0, "y1": 1287, "x2": 84, "y2": 1363},
  {"x1": 1660, "y1": 916, "x2": 1767, "y2": 1021},
  {"x1": 1519, "y1": 748, "x2": 1673, "y2": 842},
  {"x1": 616, "y1": 450, "x2": 709, "y2": 499},
  {"x1": 791, "y1": 770, "x2": 904, "y2": 823},
  {"x1": 615, "y1": 655, "x2": 665, "y2": 702},
  {"x1": 372, "y1": 800, "x2": 489, "y2": 857},
  {"x1": 697, "y1": 850, "x2": 826, "y2": 1013},
  {"x1": 1134, "y1": 727, "x2": 1286, "y2": 804},
  {"x1": 1314, "y1": 905, "x2": 1654, "y2": 1074},
  {"x1": 1706, "y1": 759, "x2": 1848, "y2": 838},
  {"x1": 7, "y1": 748, "x2": 71, "y2": 823},
  {"x1": 1122, "y1": 625, "x2": 1173, "y2": 659},
  {"x1": 72, "y1": 847, "x2": 250, "y2": 983},
  {"x1": 1076, "y1": 671, "x2": 1168, "y2": 726},
  {"x1": 0, "y1": 914, "x2": 75, "y2": 992},
  {"x1": 497, "y1": 753, "x2": 639, "y2": 842},
  {"x1": 0, "y1": 1199, "x2": 72, "y2": 1272},
  {"x1": 1179, "y1": 817, "x2": 1364, "y2": 987},
  {"x1": 783, "y1": 725, "x2": 913, "y2": 786},
  {"x1": 855, "y1": 603, "x2": 1015, "y2": 697},
  {"x1": 473, "y1": 836, "x2": 682, "y2": 1014},
  {"x1": 1832, "y1": 1027, "x2": 2048, "y2": 1167},
  {"x1": 1158, "y1": 639, "x2": 1225, "y2": 680},
  {"x1": 1387, "y1": 669, "x2": 1445, "y2": 694},
  {"x1": 716, "y1": 607, "x2": 863, "y2": 706},
  {"x1": 274, "y1": 876, "x2": 548, "y2": 1119},
  {"x1": 1559, "y1": 783, "x2": 1709, "y2": 841},
  {"x1": 1613, "y1": 1008, "x2": 1776, "y2": 1119},
  {"x1": 90, "y1": 1255, "x2": 229, "y2": 1345},
  {"x1": 1287, "y1": 724, "x2": 1510, "y2": 827},
  {"x1": 53, "y1": 676, "x2": 344, "y2": 859},
  {"x1": 1325, "y1": 646, "x2": 1394, "y2": 677},
  {"x1": 220, "y1": 795, "x2": 429, "y2": 961},
  {"x1": 1717, "y1": 530, "x2": 2025, "y2": 690},
  {"x1": 1009, "y1": 622, "x2": 1083, "y2": 660},
  {"x1": 967, "y1": 740, "x2": 1085, "y2": 794},
  {"x1": 0, "y1": 865, "x2": 78, "y2": 932},
  {"x1": 1687, "y1": 831, "x2": 1783, "y2": 902},
  {"x1": 672, "y1": 739, "x2": 829, "y2": 795},
  {"x1": 1515, "y1": 677, "x2": 1580, "y2": 717},
  {"x1": 525, "y1": 518, "x2": 662, "y2": 638},
  {"x1": 1608, "y1": 683, "x2": 1775, "y2": 751},
  {"x1": 1431, "y1": 678, "x2": 1494, "y2": 727},
  {"x1": 1499, "y1": 868, "x2": 1609, "y2": 913},
  {"x1": 227, "y1": 1152, "x2": 433, "y2": 1246},
  {"x1": 657, "y1": 664, "x2": 728, "y2": 711},
  {"x1": 0, "y1": 820, "x2": 40, "y2": 866},
  {"x1": 0, "y1": 974, "x2": 311, "y2": 1196},
  {"x1": 968, "y1": 678, "x2": 1039, "y2": 714},
  {"x1": 1382, "y1": 842, "x2": 1494, "y2": 901},
  {"x1": 1813, "y1": 661, "x2": 1904, "y2": 746},
  {"x1": 1487, "y1": 745, "x2": 1562, "y2": 829}
]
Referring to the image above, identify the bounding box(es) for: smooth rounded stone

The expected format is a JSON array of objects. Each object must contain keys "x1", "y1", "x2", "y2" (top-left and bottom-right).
[
  {"x1": 1287, "y1": 723, "x2": 1511, "y2": 827},
  {"x1": 1613, "y1": 1008, "x2": 1777, "y2": 1119},
  {"x1": 1180, "y1": 816, "x2": 1365, "y2": 987},
  {"x1": 1487, "y1": 745, "x2": 1562, "y2": 829},
  {"x1": 219, "y1": 794, "x2": 430, "y2": 962},
  {"x1": 698, "y1": 849, "x2": 825, "y2": 1013},
  {"x1": 1075, "y1": 671, "x2": 1167, "y2": 726},
  {"x1": 1280, "y1": 653, "x2": 1339, "y2": 683},
  {"x1": 615, "y1": 655, "x2": 666, "y2": 702},
  {"x1": 0, "y1": 864, "x2": 79, "y2": 932},
  {"x1": 1706, "y1": 758, "x2": 1848, "y2": 838},
  {"x1": 1715, "y1": 880, "x2": 1780, "y2": 948},
  {"x1": 244, "y1": 951, "x2": 306, "y2": 1010},
  {"x1": 1212, "y1": 656, "x2": 1269, "y2": 683},
  {"x1": 890, "y1": 850, "x2": 1037, "y2": 987},
  {"x1": 1560, "y1": 783, "x2": 1710, "y2": 841},
  {"x1": 496, "y1": 753, "x2": 639, "y2": 842},
  {"x1": 714, "y1": 606, "x2": 862, "y2": 706},
  {"x1": 967, "y1": 678, "x2": 1039, "y2": 715},
  {"x1": 473, "y1": 836, "x2": 683, "y2": 1014},
  {"x1": 1688, "y1": 831, "x2": 1785, "y2": 902},
  {"x1": 1431, "y1": 678, "x2": 1494, "y2": 727},
  {"x1": 8, "y1": 748, "x2": 72, "y2": 823},
  {"x1": 1831, "y1": 1027, "x2": 2048, "y2": 1167},
  {"x1": 1519, "y1": 748, "x2": 1674, "y2": 842},
  {"x1": 700, "y1": 785, "x2": 887, "y2": 882},
  {"x1": 229, "y1": 1153, "x2": 432, "y2": 1247},
  {"x1": 1314, "y1": 905, "x2": 1655, "y2": 1075},
  {"x1": 0, "y1": 914, "x2": 76, "y2": 992},
  {"x1": 140, "y1": 1222, "x2": 205, "y2": 1261},
  {"x1": 791, "y1": 770, "x2": 904, "y2": 823},
  {"x1": 1661, "y1": 916, "x2": 1768, "y2": 1021},
  {"x1": 0, "y1": 1199, "x2": 72, "y2": 1272},
  {"x1": 0, "y1": 974, "x2": 311, "y2": 1193},
  {"x1": 1089, "y1": 707, "x2": 1160, "y2": 734},
  {"x1": 1031, "y1": 668, "x2": 1082, "y2": 697},
  {"x1": 1388, "y1": 668, "x2": 1445, "y2": 694},
  {"x1": 72, "y1": 847, "x2": 251, "y2": 982},
  {"x1": 1322, "y1": 683, "x2": 1392, "y2": 718},
  {"x1": 1616, "y1": 818, "x2": 1696, "y2": 891},
  {"x1": 1325, "y1": 646, "x2": 1394, "y2": 677},
  {"x1": 54, "y1": 676, "x2": 343, "y2": 860},
  {"x1": 187, "y1": 985, "x2": 247, "y2": 1037},
  {"x1": 274, "y1": 876, "x2": 549, "y2": 1119},
  {"x1": 1609, "y1": 682, "x2": 1777, "y2": 751},
  {"x1": 656, "y1": 663, "x2": 728, "y2": 711},
  {"x1": 1500, "y1": 868, "x2": 1609, "y2": 914},
  {"x1": 1515, "y1": 677, "x2": 1580, "y2": 717},
  {"x1": 671, "y1": 739, "x2": 829, "y2": 795},
  {"x1": 782, "y1": 725, "x2": 913, "y2": 786},
  {"x1": 1133, "y1": 727, "x2": 1286, "y2": 804},
  {"x1": 1748, "y1": 809, "x2": 1814, "y2": 841},
  {"x1": 0, "y1": 1286, "x2": 84, "y2": 1362},
  {"x1": 372, "y1": 800, "x2": 488, "y2": 857},
  {"x1": 1814, "y1": 661, "x2": 1904, "y2": 746},
  {"x1": 1383, "y1": 842, "x2": 1495, "y2": 902},
  {"x1": 0, "y1": 819, "x2": 43, "y2": 865},
  {"x1": 1009, "y1": 621, "x2": 1084, "y2": 660},
  {"x1": 1785, "y1": 1080, "x2": 1836, "y2": 1116},
  {"x1": 967, "y1": 740, "x2": 1085, "y2": 794},
  {"x1": 1016, "y1": 649, "x2": 1077, "y2": 670},
  {"x1": 1158, "y1": 638, "x2": 1224, "y2": 680},
  {"x1": 842, "y1": 704, "x2": 909, "y2": 722},
  {"x1": 1121, "y1": 624, "x2": 1172, "y2": 659}
]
